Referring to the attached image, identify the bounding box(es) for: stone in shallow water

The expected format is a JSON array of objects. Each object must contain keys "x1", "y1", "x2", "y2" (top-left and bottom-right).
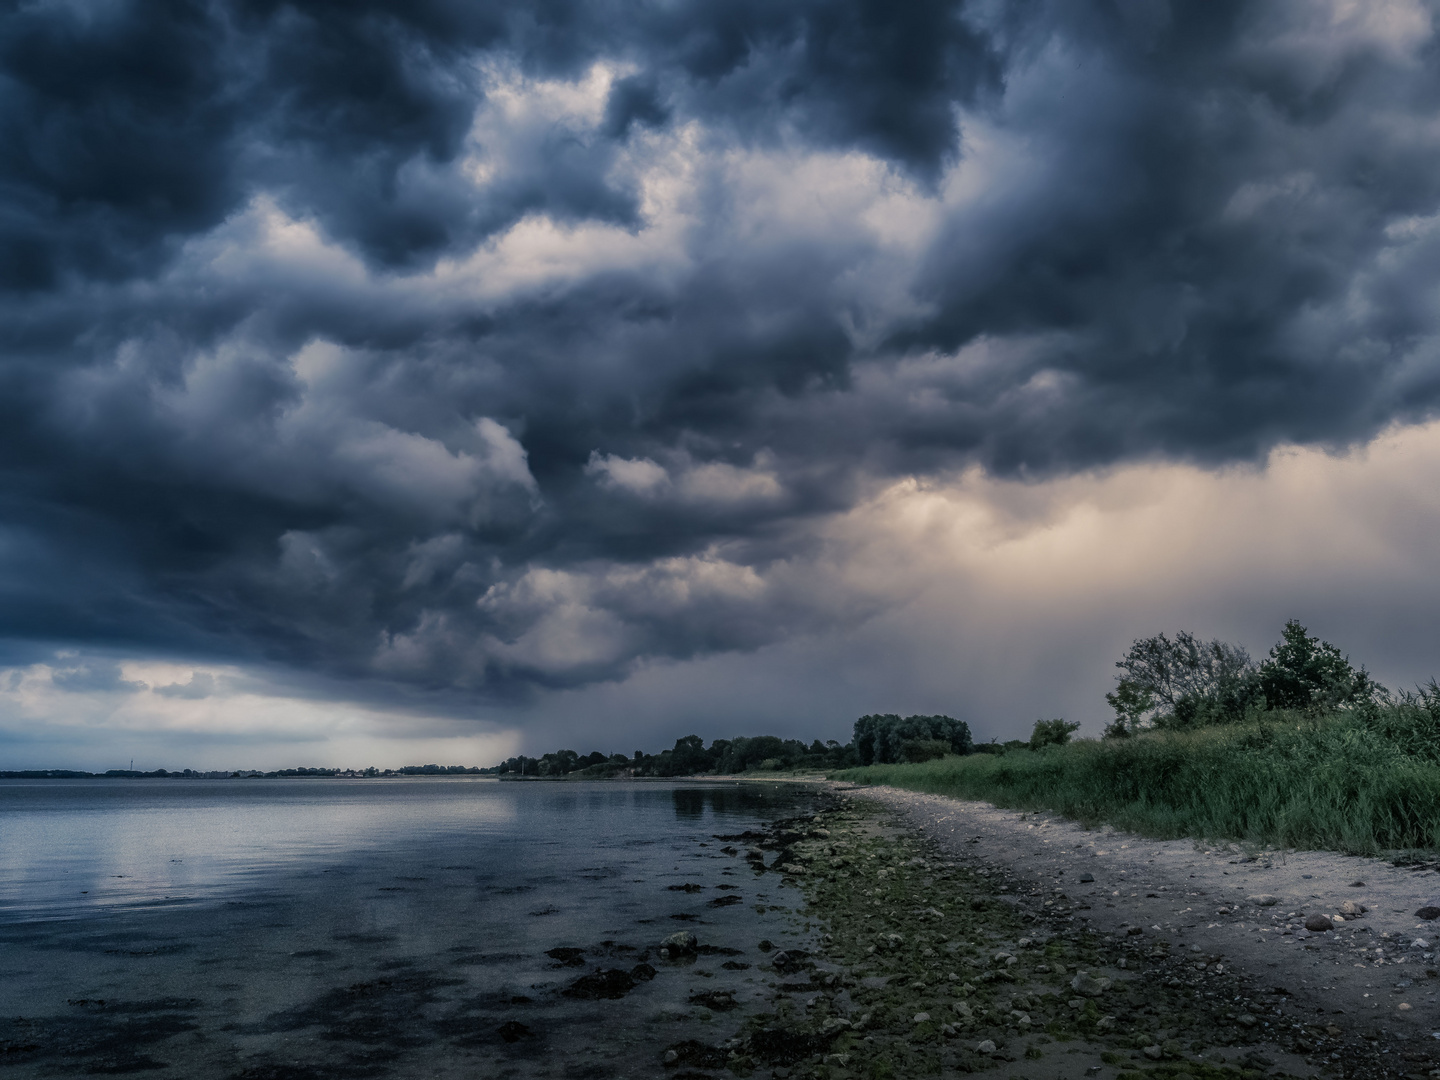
[
  {"x1": 561, "y1": 968, "x2": 638, "y2": 999},
  {"x1": 498, "y1": 1020, "x2": 532, "y2": 1043},
  {"x1": 689, "y1": 989, "x2": 738, "y2": 1011},
  {"x1": 661, "y1": 930, "x2": 698, "y2": 956}
]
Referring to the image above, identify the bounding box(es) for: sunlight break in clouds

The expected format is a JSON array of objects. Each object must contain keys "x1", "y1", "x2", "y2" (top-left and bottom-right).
[{"x1": 0, "y1": 659, "x2": 519, "y2": 772}]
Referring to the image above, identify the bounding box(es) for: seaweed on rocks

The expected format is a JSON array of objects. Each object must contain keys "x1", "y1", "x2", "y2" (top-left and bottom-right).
[
  {"x1": 687, "y1": 989, "x2": 739, "y2": 1011},
  {"x1": 744, "y1": 1026, "x2": 835, "y2": 1064},
  {"x1": 560, "y1": 969, "x2": 642, "y2": 1000},
  {"x1": 724, "y1": 796, "x2": 1338, "y2": 1080},
  {"x1": 496, "y1": 1020, "x2": 532, "y2": 1043},
  {"x1": 695, "y1": 944, "x2": 743, "y2": 956},
  {"x1": 660, "y1": 1039, "x2": 730, "y2": 1069}
]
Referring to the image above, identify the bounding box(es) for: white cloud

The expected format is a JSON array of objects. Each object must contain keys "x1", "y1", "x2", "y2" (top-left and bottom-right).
[
  {"x1": 585, "y1": 451, "x2": 669, "y2": 495},
  {"x1": 0, "y1": 657, "x2": 518, "y2": 772},
  {"x1": 585, "y1": 449, "x2": 783, "y2": 506}
]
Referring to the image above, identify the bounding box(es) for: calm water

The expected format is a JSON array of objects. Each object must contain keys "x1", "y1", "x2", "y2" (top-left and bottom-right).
[
  {"x1": 1, "y1": 777, "x2": 814, "y2": 920},
  {"x1": 0, "y1": 777, "x2": 825, "y2": 1078}
]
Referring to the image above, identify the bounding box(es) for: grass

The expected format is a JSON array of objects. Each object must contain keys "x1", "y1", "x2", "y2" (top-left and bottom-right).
[{"x1": 832, "y1": 706, "x2": 1440, "y2": 855}]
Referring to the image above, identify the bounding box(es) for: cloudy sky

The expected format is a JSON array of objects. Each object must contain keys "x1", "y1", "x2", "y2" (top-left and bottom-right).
[{"x1": 4, "y1": 0, "x2": 1440, "y2": 770}]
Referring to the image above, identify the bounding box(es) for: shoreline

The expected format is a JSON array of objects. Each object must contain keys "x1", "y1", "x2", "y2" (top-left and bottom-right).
[{"x1": 788, "y1": 783, "x2": 1440, "y2": 1080}]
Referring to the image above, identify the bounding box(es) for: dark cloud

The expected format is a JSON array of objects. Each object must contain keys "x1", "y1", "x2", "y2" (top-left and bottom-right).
[
  {"x1": 155, "y1": 672, "x2": 217, "y2": 699},
  {"x1": 50, "y1": 660, "x2": 145, "y2": 693},
  {"x1": 2, "y1": 0, "x2": 1440, "y2": 703}
]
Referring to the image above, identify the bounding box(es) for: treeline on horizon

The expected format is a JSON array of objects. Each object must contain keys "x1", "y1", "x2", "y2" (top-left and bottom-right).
[
  {"x1": 9, "y1": 620, "x2": 1426, "y2": 788},
  {"x1": 489, "y1": 714, "x2": 978, "y2": 779}
]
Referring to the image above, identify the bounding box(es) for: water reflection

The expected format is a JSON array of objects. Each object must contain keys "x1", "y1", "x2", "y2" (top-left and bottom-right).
[
  {"x1": 0, "y1": 778, "x2": 818, "y2": 922},
  {"x1": 671, "y1": 782, "x2": 800, "y2": 821}
]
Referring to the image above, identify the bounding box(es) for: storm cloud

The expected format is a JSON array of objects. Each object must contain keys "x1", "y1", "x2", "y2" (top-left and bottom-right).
[{"x1": 3, "y1": 0, "x2": 1440, "y2": 733}]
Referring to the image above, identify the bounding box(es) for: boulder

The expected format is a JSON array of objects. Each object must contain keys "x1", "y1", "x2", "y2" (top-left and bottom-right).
[
  {"x1": 1304, "y1": 913, "x2": 1335, "y2": 932},
  {"x1": 1070, "y1": 971, "x2": 1111, "y2": 996},
  {"x1": 661, "y1": 930, "x2": 699, "y2": 956},
  {"x1": 1247, "y1": 894, "x2": 1279, "y2": 907},
  {"x1": 1415, "y1": 905, "x2": 1440, "y2": 921}
]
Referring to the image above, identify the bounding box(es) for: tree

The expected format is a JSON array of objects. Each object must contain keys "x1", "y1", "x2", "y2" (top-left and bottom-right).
[
  {"x1": 1257, "y1": 620, "x2": 1383, "y2": 711},
  {"x1": 1029, "y1": 718, "x2": 1080, "y2": 750},
  {"x1": 853, "y1": 714, "x2": 973, "y2": 765},
  {"x1": 1105, "y1": 631, "x2": 1257, "y2": 734},
  {"x1": 667, "y1": 735, "x2": 715, "y2": 775}
]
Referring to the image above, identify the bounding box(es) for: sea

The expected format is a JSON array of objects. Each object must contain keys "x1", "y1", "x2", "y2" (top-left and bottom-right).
[{"x1": 0, "y1": 776, "x2": 827, "y2": 1079}]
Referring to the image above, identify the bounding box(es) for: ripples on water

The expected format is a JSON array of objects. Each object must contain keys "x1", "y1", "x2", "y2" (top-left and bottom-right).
[{"x1": 0, "y1": 777, "x2": 823, "y2": 1078}]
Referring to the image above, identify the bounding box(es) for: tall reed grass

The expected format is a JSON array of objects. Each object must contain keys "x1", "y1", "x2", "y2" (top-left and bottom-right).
[{"x1": 831, "y1": 706, "x2": 1440, "y2": 854}]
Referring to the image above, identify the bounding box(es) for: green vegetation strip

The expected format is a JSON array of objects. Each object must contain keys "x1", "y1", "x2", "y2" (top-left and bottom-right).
[
  {"x1": 721, "y1": 800, "x2": 1314, "y2": 1080},
  {"x1": 833, "y1": 711, "x2": 1440, "y2": 856}
]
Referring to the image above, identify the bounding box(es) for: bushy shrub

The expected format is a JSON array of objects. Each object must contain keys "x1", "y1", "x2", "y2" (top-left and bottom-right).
[
  {"x1": 1257, "y1": 619, "x2": 1384, "y2": 711},
  {"x1": 1029, "y1": 718, "x2": 1080, "y2": 750}
]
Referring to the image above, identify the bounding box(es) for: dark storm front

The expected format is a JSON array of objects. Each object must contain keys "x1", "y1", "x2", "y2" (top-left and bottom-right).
[{"x1": 0, "y1": 779, "x2": 824, "y2": 1078}]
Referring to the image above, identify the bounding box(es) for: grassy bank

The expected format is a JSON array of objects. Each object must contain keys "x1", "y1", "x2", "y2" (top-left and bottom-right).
[{"x1": 833, "y1": 708, "x2": 1440, "y2": 855}]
